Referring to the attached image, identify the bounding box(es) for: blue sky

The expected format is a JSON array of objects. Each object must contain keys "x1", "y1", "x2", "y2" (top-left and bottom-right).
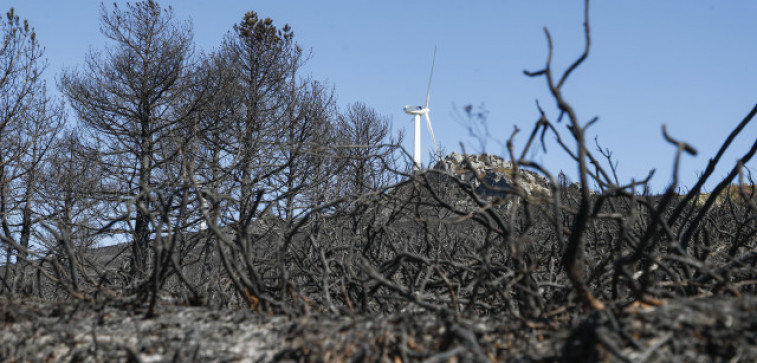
[{"x1": 10, "y1": 1, "x2": 757, "y2": 192}]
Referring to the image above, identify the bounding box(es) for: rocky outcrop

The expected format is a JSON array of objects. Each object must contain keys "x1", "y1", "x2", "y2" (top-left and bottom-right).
[{"x1": 431, "y1": 152, "x2": 552, "y2": 201}]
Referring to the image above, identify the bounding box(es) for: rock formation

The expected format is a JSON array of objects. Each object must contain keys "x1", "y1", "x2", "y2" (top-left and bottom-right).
[{"x1": 431, "y1": 152, "x2": 552, "y2": 202}]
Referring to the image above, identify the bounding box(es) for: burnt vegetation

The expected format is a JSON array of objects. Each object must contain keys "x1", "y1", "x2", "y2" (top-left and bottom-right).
[{"x1": 1, "y1": 1, "x2": 756, "y2": 361}]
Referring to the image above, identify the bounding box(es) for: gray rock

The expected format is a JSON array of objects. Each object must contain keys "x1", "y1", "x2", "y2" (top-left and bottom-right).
[{"x1": 433, "y1": 153, "x2": 551, "y2": 200}]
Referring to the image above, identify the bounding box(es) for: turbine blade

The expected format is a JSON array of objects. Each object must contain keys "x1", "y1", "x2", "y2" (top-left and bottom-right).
[
  {"x1": 424, "y1": 112, "x2": 440, "y2": 160},
  {"x1": 424, "y1": 46, "x2": 437, "y2": 109}
]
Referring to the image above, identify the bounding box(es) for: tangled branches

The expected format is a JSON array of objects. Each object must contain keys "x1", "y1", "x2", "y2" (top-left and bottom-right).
[{"x1": 1, "y1": 1, "x2": 756, "y2": 361}]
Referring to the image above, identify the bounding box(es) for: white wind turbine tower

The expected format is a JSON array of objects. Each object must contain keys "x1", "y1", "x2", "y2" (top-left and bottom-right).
[{"x1": 404, "y1": 47, "x2": 440, "y2": 170}]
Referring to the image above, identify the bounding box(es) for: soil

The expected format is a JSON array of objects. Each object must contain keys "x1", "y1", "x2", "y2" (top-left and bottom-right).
[{"x1": 1, "y1": 295, "x2": 755, "y2": 362}]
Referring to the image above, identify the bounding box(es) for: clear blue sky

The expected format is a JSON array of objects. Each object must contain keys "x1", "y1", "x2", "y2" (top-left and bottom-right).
[{"x1": 10, "y1": 1, "x2": 757, "y2": 192}]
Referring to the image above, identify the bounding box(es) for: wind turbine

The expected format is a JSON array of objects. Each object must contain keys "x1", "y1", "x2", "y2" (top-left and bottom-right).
[{"x1": 404, "y1": 47, "x2": 440, "y2": 170}]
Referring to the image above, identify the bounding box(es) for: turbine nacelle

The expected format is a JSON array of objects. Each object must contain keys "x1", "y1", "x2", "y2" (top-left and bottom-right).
[
  {"x1": 403, "y1": 105, "x2": 428, "y2": 116},
  {"x1": 402, "y1": 47, "x2": 440, "y2": 170}
]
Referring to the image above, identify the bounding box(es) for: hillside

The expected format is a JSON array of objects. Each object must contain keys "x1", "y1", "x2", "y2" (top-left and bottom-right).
[{"x1": 2, "y1": 0, "x2": 756, "y2": 360}]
